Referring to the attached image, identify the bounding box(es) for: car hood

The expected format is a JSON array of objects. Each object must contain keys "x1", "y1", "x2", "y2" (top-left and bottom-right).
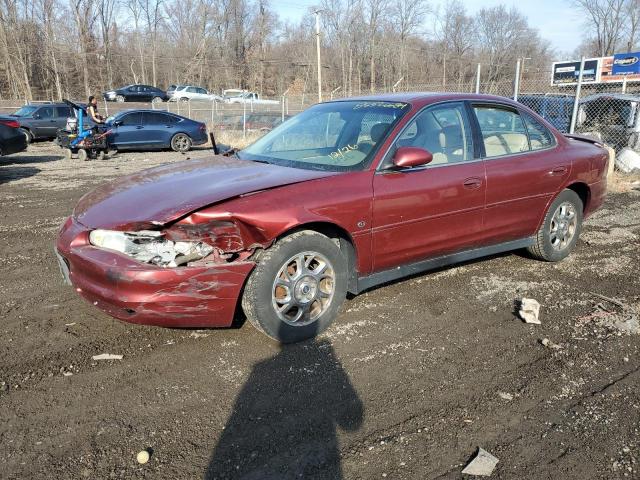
[{"x1": 73, "y1": 156, "x2": 338, "y2": 230}]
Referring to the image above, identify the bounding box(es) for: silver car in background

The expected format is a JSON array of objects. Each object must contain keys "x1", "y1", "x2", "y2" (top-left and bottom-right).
[{"x1": 169, "y1": 85, "x2": 222, "y2": 103}]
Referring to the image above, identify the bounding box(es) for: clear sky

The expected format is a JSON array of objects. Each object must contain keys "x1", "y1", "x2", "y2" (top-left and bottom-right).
[{"x1": 270, "y1": 0, "x2": 583, "y2": 60}]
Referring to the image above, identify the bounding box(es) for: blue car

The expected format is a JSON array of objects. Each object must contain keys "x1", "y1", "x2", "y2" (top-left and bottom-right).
[{"x1": 106, "y1": 110, "x2": 208, "y2": 152}]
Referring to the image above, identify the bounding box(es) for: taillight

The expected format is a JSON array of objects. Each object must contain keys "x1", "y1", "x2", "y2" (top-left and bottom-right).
[{"x1": 0, "y1": 119, "x2": 20, "y2": 128}]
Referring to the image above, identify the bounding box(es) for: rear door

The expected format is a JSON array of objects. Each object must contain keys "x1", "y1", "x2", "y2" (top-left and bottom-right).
[
  {"x1": 55, "y1": 106, "x2": 73, "y2": 131},
  {"x1": 372, "y1": 101, "x2": 486, "y2": 271},
  {"x1": 110, "y1": 112, "x2": 144, "y2": 148},
  {"x1": 472, "y1": 103, "x2": 569, "y2": 243},
  {"x1": 143, "y1": 112, "x2": 175, "y2": 147}
]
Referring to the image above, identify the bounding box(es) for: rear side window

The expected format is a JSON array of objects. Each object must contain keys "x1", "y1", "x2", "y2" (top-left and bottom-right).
[
  {"x1": 474, "y1": 106, "x2": 530, "y2": 158},
  {"x1": 523, "y1": 113, "x2": 555, "y2": 150},
  {"x1": 145, "y1": 112, "x2": 173, "y2": 124},
  {"x1": 56, "y1": 107, "x2": 72, "y2": 118},
  {"x1": 120, "y1": 112, "x2": 143, "y2": 125}
]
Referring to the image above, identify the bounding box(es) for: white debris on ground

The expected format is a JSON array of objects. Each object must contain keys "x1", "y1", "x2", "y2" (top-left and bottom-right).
[
  {"x1": 462, "y1": 447, "x2": 499, "y2": 476},
  {"x1": 91, "y1": 354, "x2": 124, "y2": 361},
  {"x1": 519, "y1": 298, "x2": 541, "y2": 324},
  {"x1": 498, "y1": 392, "x2": 514, "y2": 401},
  {"x1": 541, "y1": 338, "x2": 562, "y2": 350}
]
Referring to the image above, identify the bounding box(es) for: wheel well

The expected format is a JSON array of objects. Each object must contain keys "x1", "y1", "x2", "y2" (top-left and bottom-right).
[
  {"x1": 566, "y1": 183, "x2": 590, "y2": 212},
  {"x1": 278, "y1": 222, "x2": 359, "y2": 293}
]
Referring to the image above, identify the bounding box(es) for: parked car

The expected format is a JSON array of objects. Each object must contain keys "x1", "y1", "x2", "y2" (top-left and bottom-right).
[
  {"x1": 169, "y1": 85, "x2": 223, "y2": 103},
  {"x1": 223, "y1": 89, "x2": 279, "y2": 105},
  {"x1": 56, "y1": 93, "x2": 609, "y2": 343},
  {"x1": 103, "y1": 85, "x2": 168, "y2": 103},
  {"x1": 105, "y1": 110, "x2": 207, "y2": 152},
  {"x1": 0, "y1": 119, "x2": 28, "y2": 155},
  {"x1": 576, "y1": 93, "x2": 640, "y2": 151},
  {"x1": 0, "y1": 102, "x2": 74, "y2": 142},
  {"x1": 517, "y1": 94, "x2": 575, "y2": 133}
]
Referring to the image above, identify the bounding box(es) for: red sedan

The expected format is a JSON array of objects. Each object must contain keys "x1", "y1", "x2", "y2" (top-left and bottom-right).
[{"x1": 56, "y1": 93, "x2": 609, "y2": 343}]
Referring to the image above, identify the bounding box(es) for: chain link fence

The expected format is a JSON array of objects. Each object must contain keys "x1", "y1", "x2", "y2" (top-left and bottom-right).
[{"x1": 1, "y1": 61, "x2": 640, "y2": 168}]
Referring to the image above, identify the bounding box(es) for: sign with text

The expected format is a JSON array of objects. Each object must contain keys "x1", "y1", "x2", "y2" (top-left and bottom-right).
[
  {"x1": 551, "y1": 59, "x2": 601, "y2": 86},
  {"x1": 601, "y1": 52, "x2": 640, "y2": 83}
]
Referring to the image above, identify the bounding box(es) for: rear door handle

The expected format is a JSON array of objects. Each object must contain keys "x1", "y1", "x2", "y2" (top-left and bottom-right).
[
  {"x1": 463, "y1": 177, "x2": 483, "y2": 189},
  {"x1": 548, "y1": 166, "x2": 568, "y2": 176},
  {"x1": 136, "y1": 126, "x2": 144, "y2": 129}
]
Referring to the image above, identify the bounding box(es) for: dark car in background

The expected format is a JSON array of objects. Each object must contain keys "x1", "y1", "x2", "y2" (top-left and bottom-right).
[
  {"x1": 0, "y1": 119, "x2": 28, "y2": 155},
  {"x1": 0, "y1": 102, "x2": 74, "y2": 142},
  {"x1": 106, "y1": 110, "x2": 208, "y2": 152},
  {"x1": 103, "y1": 85, "x2": 168, "y2": 103},
  {"x1": 517, "y1": 94, "x2": 575, "y2": 133}
]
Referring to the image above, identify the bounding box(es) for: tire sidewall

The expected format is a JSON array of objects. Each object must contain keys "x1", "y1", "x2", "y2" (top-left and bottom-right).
[
  {"x1": 246, "y1": 233, "x2": 347, "y2": 343},
  {"x1": 171, "y1": 134, "x2": 191, "y2": 152},
  {"x1": 539, "y1": 190, "x2": 583, "y2": 261}
]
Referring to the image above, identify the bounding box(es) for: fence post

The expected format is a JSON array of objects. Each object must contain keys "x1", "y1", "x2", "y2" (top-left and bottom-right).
[
  {"x1": 513, "y1": 59, "x2": 521, "y2": 101},
  {"x1": 243, "y1": 100, "x2": 247, "y2": 140},
  {"x1": 211, "y1": 99, "x2": 215, "y2": 128},
  {"x1": 622, "y1": 76, "x2": 628, "y2": 94},
  {"x1": 569, "y1": 56, "x2": 586, "y2": 134},
  {"x1": 475, "y1": 64, "x2": 481, "y2": 94}
]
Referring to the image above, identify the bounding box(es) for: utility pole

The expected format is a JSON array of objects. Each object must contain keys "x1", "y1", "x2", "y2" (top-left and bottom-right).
[{"x1": 314, "y1": 10, "x2": 323, "y2": 103}]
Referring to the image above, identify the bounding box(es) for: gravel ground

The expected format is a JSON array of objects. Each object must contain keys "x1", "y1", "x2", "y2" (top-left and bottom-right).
[{"x1": 1, "y1": 142, "x2": 640, "y2": 479}]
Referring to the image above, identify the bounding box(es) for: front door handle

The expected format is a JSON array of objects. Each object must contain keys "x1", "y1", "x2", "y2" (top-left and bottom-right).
[
  {"x1": 463, "y1": 177, "x2": 483, "y2": 189},
  {"x1": 136, "y1": 126, "x2": 144, "y2": 129},
  {"x1": 548, "y1": 166, "x2": 568, "y2": 176}
]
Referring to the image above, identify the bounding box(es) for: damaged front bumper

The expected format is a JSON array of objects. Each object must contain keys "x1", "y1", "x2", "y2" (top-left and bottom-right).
[{"x1": 55, "y1": 216, "x2": 255, "y2": 328}]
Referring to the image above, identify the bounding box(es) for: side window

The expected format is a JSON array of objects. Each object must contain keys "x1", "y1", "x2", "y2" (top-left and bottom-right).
[
  {"x1": 120, "y1": 112, "x2": 143, "y2": 125},
  {"x1": 187, "y1": 87, "x2": 197, "y2": 93},
  {"x1": 145, "y1": 112, "x2": 171, "y2": 124},
  {"x1": 38, "y1": 106, "x2": 54, "y2": 119},
  {"x1": 56, "y1": 106, "x2": 72, "y2": 118},
  {"x1": 128, "y1": 86, "x2": 136, "y2": 92},
  {"x1": 396, "y1": 102, "x2": 472, "y2": 165},
  {"x1": 474, "y1": 106, "x2": 529, "y2": 157},
  {"x1": 523, "y1": 114, "x2": 555, "y2": 150}
]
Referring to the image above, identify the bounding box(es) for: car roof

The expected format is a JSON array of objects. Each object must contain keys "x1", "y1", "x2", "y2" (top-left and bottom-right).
[
  {"x1": 114, "y1": 109, "x2": 186, "y2": 118},
  {"x1": 328, "y1": 92, "x2": 524, "y2": 107}
]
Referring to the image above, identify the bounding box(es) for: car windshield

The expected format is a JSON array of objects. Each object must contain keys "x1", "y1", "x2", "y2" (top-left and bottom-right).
[
  {"x1": 13, "y1": 105, "x2": 38, "y2": 117},
  {"x1": 239, "y1": 100, "x2": 410, "y2": 171}
]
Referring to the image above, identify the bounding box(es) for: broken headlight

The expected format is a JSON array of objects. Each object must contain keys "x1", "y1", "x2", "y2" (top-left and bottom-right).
[{"x1": 89, "y1": 229, "x2": 213, "y2": 267}]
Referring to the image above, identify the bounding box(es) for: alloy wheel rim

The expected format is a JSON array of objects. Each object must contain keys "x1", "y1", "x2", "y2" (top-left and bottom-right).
[
  {"x1": 174, "y1": 135, "x2": 189, "y2": 151},
  {"x1": 272, "y1": 251, "x2": 336, "y2": 326},
  {"x1": 549, "y1": 201, "x2": 577, "y2": 251}
]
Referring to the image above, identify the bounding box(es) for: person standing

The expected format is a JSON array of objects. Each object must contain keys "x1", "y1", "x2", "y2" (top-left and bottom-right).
[{"x1": 87, "y1": 96, "x2": 105, "y2": 124}]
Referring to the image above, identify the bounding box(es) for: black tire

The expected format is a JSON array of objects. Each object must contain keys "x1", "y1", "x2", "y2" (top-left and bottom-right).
[
  {"x1": 528, "y1": 189, "x2": 584, "y2": 262},
  {"x1": 242, "y1": 230, "x2": 348, "y2": 343},
  {"x1": 20, "y1": 128, "x2": 33, "y2": 144},
  {"x1": 180, "y1": 97, "x2": 189, "y2": 103},
  {"x1": 171, "y1": 133, "x2": 192, "y2": 152},
  {"x1": 77, "y1": 149, "x2": 88, "y2": 161}
]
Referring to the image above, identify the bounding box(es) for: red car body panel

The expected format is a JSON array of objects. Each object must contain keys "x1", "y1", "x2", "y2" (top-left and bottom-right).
[{"x1": 56, "y1": 93, "x2": 610, "y2": 329}]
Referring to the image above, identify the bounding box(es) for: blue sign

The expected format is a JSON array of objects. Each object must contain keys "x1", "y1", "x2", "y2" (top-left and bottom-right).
[{"x1": 611, "y1": 52, "x2": 640, "y2": 75}]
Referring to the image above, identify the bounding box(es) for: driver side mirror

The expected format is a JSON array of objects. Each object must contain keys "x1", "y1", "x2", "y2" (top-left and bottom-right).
[{"x1": 392, "y1": 146, "x2": 433, "y2": 169}]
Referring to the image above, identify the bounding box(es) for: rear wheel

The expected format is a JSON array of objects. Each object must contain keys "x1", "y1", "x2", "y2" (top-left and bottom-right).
[
  {"x1": 77, "y1": 149, "x2": 88, "y2": 161},
  {"x1": 180, "y1": 97, "x2": 189, "y2": 103},
  {"x1": 20, "y1": 128, "x2": 33, "y2": 144},
  {"x1": 152, "y1": 96, "x2": 163, "y2": 104},
  {"x1": 528, "y1": 189, "x2": 583, "y2": 262},
  {"x1": 63, "y1": 148, "x2": 73, "y2": 160},
  {"x1": 242, "y1": 230, "x2": 348, "y2": 343},
  {"x1": 171, "y1": 133, "x2": 192, "y2": 152}
]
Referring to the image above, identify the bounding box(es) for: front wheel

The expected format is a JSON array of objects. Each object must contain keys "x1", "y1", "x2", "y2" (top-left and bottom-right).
[
  {"x1": 528, "y1": 189, "x2": 584, "y2": 262},
  {"x1": 242, "y1": 230, "x2": 348, "y2": 343},
  {"x1": 170, "y1": 133, "x2": 192, "y2": 152},
  {"x1": 115, "y1": 95, "x2": 125, "y2": 102},
  {"x1": 77, "y1": 149, "x2": 88, "y2": 161}
]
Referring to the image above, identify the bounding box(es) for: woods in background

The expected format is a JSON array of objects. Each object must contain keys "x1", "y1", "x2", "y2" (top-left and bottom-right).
[{"x1": 0, "y1": 0, "x2": 603, "y2": 101}]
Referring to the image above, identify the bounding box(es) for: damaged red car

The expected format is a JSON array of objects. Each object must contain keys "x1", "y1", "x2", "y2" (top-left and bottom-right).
[{"x1": 56, "y1": 93, "x2": 609, "y2": 343}]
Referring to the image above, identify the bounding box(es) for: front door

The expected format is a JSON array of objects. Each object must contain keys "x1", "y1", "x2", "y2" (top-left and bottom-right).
[
  {"x1": 110, "y1": 112, "x2": 145, "y2": 148},
  {"x1": 32, "y1": 106, "x2": 57, "y2": 137},
  {"x1": 372, "y1": 101, "x2": 486, "y2": 271}
]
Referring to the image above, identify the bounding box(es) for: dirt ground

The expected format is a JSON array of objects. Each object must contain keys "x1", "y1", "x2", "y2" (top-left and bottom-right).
[{"x1": 1, "y1": 141, "x2": 640, "y2": 480}]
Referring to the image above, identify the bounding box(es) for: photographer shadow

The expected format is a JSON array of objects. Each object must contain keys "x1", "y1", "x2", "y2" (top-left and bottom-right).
[{"x1": 205, "y1": 324, "x2": 363, "y2": 480}]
